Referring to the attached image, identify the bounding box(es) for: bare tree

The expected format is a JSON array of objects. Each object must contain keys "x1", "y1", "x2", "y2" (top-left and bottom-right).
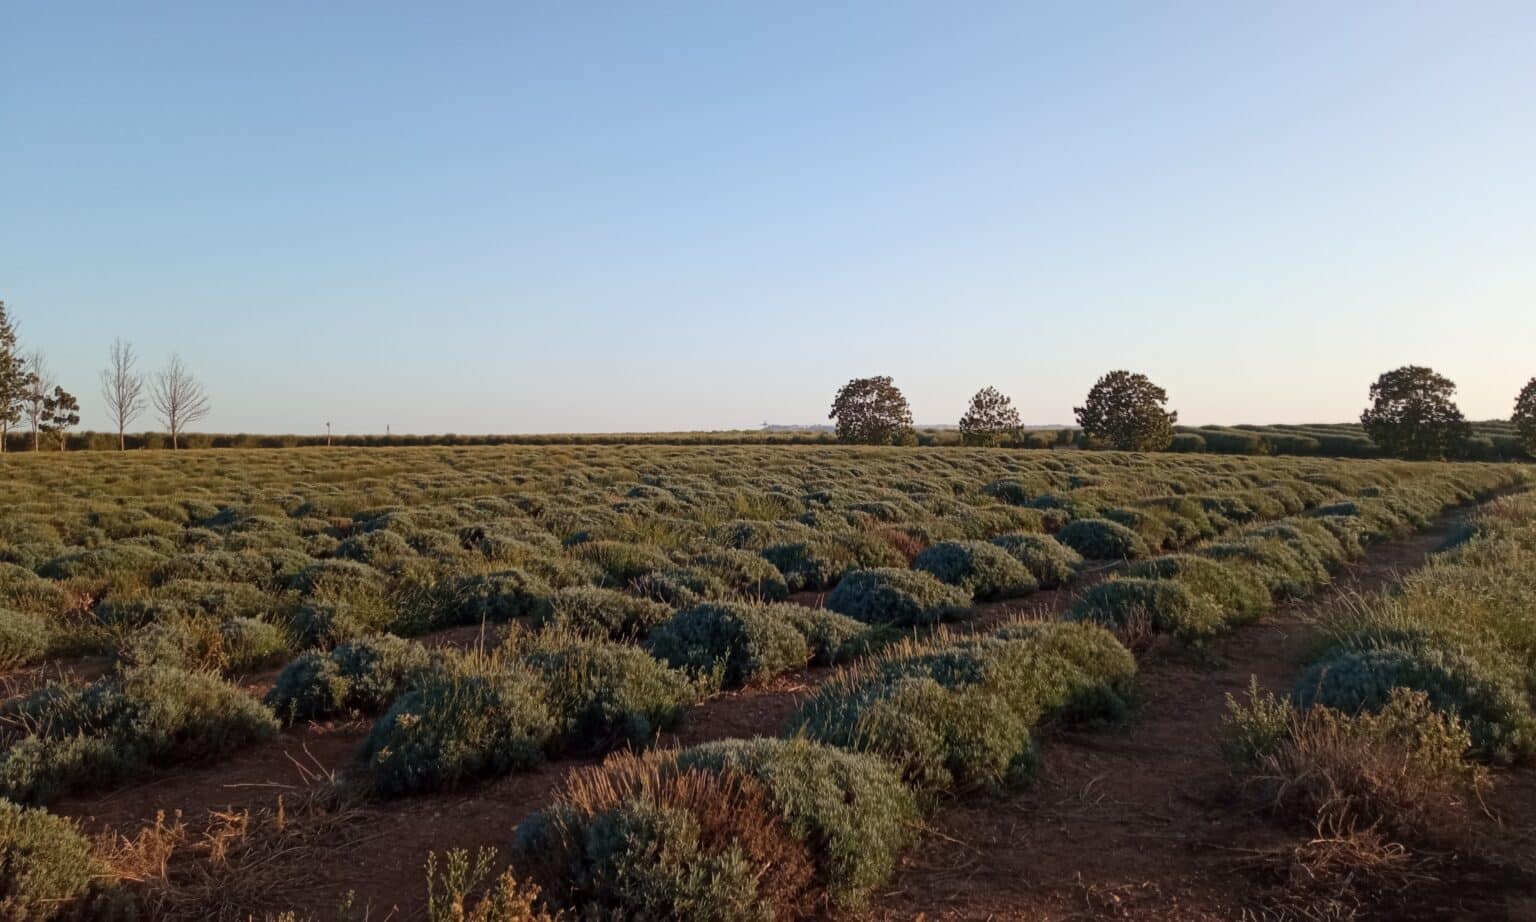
[
  {"x1": 152, "y1": 354, "x2": 210, "y2": 450},
  {"x1": 100, "y1": 338, "x2": 146, "y2": 450},
  {"x1": 22, "y1": 352, "x2": 53, "y2": 452}
]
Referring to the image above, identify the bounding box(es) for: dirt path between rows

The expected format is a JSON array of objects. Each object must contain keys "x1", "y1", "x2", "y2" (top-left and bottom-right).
[{"x1": 869, "y1": 512, "x2": 1536, "y2": 921}]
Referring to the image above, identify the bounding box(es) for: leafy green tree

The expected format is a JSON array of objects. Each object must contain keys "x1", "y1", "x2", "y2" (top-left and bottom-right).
[
  {"x1": 1360, "y1": 365, "x2": 1471, "y2": 460},
  {"x1": 828, "y1": 376, "x2": 913, "y2": 446},
  {"x1": 1513, "y1": 378, "x2": 1536, "y2": 457},
  {"x1": 0, "y1": 302, "x2": 27, "y2": 453},
  {"x1": 1074, "y1": 371, "x2": 1177, "y2": 451},
  {"x1": 959, "y1": 386, "x2": 1021, "y2": 446},
  {"x1": 41, "y1": 387, "x2": 80, "y2": 451}
]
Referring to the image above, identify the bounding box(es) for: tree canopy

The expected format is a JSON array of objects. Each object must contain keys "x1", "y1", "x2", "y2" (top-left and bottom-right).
[
  {"x1": 828, "y1": 376, "x2": 914, "y2": 446},
  {"x1": 1074, "y1": 371, "x2": 1177, "y2": 451},
  {"x1": 1360, "y1": 365, "x2": 1471, "y2": 460},
  {"x1": 959, "y1": 386, "x2": 1021, "y2": 446},
  {"x1": 1513, "y1": 378, "x2": 1536, "y2": 456}
]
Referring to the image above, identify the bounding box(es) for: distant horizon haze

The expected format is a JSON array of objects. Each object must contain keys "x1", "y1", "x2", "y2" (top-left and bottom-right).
[{"x1": 4, "y1": 3, "x2": 1532, "y2": 435}]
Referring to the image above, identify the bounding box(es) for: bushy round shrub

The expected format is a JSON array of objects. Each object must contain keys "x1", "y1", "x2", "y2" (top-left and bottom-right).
[
  {"x1": 1126, "y1": 555, "x2": 1273, "y2": 626},
  {"x1": 266, "y1": 633, "x2": 431, "y2": 722},
  {"x1": 1295, "y1": 640, "x2": 1536, "y2": 764},
  {"x1": 988, "y1": 533, "x2": 1082, "y2": 589},
  {"x1": 37, "y1": 545, "x2": 164, "y2": 581},
  {"x1": 290, "y1": 598, "x2": 395, "y2": 648},
  {"x1": 0, "y1": 608, "x2": 47, "y2": 669},
  {"x1": 0, "y1": 665, "x2": 280, "y2": 804},
  {"x1": 569, "y1": 541, "x2": 674, "y2": 586},
  {"x1": 333, "y1": 529, "x2": 416, "y2": 567},
  {"x1": 1054, "y1": 518, "x2": 1150, "y2": 560},
  {"x1": 824, "y1": 567, "x2": 971, "y2": 627},
  {"x1": 365, "y1": 657, "x2": 556, "y2": 796},
  {"x1": 435, "y1": 569, "x2": 553, "y2": 626},
  {"x1": 289, "y1": 559, "x2": 386, "y2": 602},
  {"x1": 218, "y1": 617, "x2": 292, "y2": 672},
  {"x1": 675, "y1": 737, "x2": 918, "y2": 908},
  {"x1": 519, "y1": 635, "x2": 695, "y2": 746},
  {"x1": 777, "y1": 606, "x2": 869, "y2": 665},
  {"x1": 0, "y1": 564, "x2": 68, "y2": 615},
  {"x1": 912, "y1": 541, "x2": 1038, "y2": 601},
  {"x1": 1068, "y1": 578, "x2": 1225, "y2": 642},
  {"x1": 517, "y1": 753, "x2": 815, "y2": 921},
  {"x1": 761, "y1": 540, "x2": 860, "y2": 592},
  {"x1": 688, "y1": 549, "x2": 791, "y2": 601},
  {"x1": 647, "y1": 601, "x2": 809, "y2": 688},
  {"x1": 631, "y1": 567, "x2": 726, "y2": 608},
  {"x1": 535, "y1": 586, "x2": 672, "y2": 640},
  {"x1": 0, "y1": 799, "x2": 96, "y2": 920}
]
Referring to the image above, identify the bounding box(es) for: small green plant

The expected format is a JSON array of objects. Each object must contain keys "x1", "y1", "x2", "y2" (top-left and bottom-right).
[
  {"x1": 1068, "y1": 577, "x2": 1225, "y2": 643},
  {"x1": 424, "y1": 847, "x2": 559, "y2": 922},
  {"x1": 266, "y1": 634, "x2": 432, "y2": 723}
]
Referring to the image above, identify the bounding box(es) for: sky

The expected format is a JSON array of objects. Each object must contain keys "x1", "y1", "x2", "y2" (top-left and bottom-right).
[{"x1": 2, "y1": 2, "x2": 1534, "y2": 435}]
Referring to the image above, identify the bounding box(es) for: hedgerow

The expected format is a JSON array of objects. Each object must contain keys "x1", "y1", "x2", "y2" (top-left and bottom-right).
[{"x1": 824, "y1": 567, "x2": 971, "y2": 627}]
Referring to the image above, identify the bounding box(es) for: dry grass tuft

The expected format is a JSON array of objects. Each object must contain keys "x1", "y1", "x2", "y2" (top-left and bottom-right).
[{"x1": 96, "y1": 775, "x2": 367, "y2": 922}]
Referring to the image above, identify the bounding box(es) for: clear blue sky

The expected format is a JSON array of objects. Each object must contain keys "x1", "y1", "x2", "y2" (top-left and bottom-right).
[{"x1": 3, "y1": 2, "x2": 1533, "y2": 434}]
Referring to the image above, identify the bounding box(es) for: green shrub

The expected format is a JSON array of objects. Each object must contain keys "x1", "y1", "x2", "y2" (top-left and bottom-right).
[
  {"x1": 365, "y1": 655, "x2": 556, "y2": 796},
  {"x1": 0, "y1": 609, "x2": 47, "y2": 669},
  {"x1": 989, "y1": 533, "x2": 1082, "y2": 589},
  {"x1": 435, "y1": 569, "x2": 553, "y2": 626},
  {"x1": 631, "y1": 567, "x2": 726, "y2": 608},
  {"x1": 675, "y1": 737, "x2": 917, "y2": 908},
  {"x1": 1295, "y1": 640, "x2": 1536, "y2": 764},
  {"x1": 647, "y1": 601, "x2": 809, "y2": 688},
  {"x1": 791, "y1": 622, "x2": 1134, "y2": 791},
  {"x1": 516, "y1": 753, "x2": 815, "y2": 920},
  {"x1": 266, "y1": 634, "x2": 431, "y2": 722},
  {"x1": 1068, "y1": 577, "x2": 1225, "y2": 642},
  {"x1": 1054, "y1": 518, "x2": 1150, "y2": 560},
  {"x1": 569, "y1": 541, "x2": 674, "y2": 586},
  {"x1": 1127, "y1": 555, "x2": 1273, "y2": 626},
  {"x1": 517, "y1": 633, "x2": 695, "y2": 746},
  {"x1": 0, "y1": 799, "x2": 96, "y2": 920},
  {"x1": 38, "y1": 544, "x2": 163, "y2": 581},
  {"x1": 688, "y1": 549, "x2": 791, "y2": 601},
  {"x1": 535, "y1": 586, "x2": 672, "y2": 640},
  {"x1": 776, "y1": 606, "x2": 869, "y2": 665},
  {"x1": 291, "y1": 598, "x2": 396, "y2": 648},
  {"x1": 761, "y1": 540, "x2": 858, "y2": 592},
  {"x1": 289, "y1": 559, "x2": 385, "y2": 603},
  {"x1": 911, "y1": 541, "x2": 1038, "y2": 601},
  {"x1": 824, "y1": 568, "x2": 971, "y2": 627},
  {"x1": 0, "y1": 665, "x2": 279, "y2": 804}
]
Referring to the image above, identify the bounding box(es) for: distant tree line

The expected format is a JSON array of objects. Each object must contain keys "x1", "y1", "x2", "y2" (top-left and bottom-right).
[
  {"x1": 0, "y1": 300, "x2": 211, "y2": 452},
  {"x1": 828, "y1": 367, "x2": 1536, "y2": 461}
]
